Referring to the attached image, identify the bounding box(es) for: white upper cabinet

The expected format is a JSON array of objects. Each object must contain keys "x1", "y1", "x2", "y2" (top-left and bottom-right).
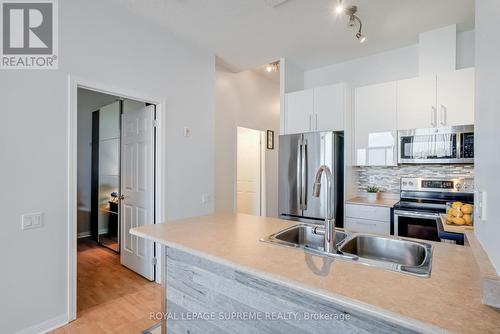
[
  {"x1": 313, "y1": 84, "x2": 345, "y2": 132},
  {"x1": 396, "y1": 68, "x2": 475, "y2": 130},
  {"x1": 436, "y1": 67, "x2": 475, "y2": 126},
  {"x1": 397, "y1": 75, "x2": 437, "y2": 130},
  {"x1": 283, "y1": 84, "x2": 347, "y2": 135},
  {"x1": 284, "y1": 89, "x2": 314, "y2": 134},
  {"x1": 354, "y1": 81, "x2": 398, "y2": 166}
]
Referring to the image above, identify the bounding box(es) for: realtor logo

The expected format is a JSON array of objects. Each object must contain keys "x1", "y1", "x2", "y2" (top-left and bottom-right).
[{"x1": 1, "y1": 0, "x2": 58, "y2": 69}]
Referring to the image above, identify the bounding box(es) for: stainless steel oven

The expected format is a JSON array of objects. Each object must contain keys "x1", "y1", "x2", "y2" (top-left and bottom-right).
[
  {"x1": 394, "y1": 177, "x2": 474, "y2": 243},
  {"x1": 394, "y1": 210, "x2": 441, "y2": 242},
  {"x1": 398, "y1": 125, "x2": 474, "y2": 164}
]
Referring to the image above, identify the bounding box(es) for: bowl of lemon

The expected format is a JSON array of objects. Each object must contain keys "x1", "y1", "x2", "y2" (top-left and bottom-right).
[{"x1": 445, "y1": 202, "x2": 474, "y2": 226}]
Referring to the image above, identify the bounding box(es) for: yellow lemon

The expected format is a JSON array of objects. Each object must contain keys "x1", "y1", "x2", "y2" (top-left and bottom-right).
[
  {"x1": 448, "y1": 208, "x2": 462, "y2": 217},
  {"x1": 461, "y1": 204, "x2": 473, "y2": 214},
  {"x1": 463, "y1": 214, "x2": 473, "y2": 225},
  {"x1": 453, "y1": 217, "x2": 466, "y2": 225},
  {"x1": 452, "y1": 201, "x2": 463, "y2": 209}
]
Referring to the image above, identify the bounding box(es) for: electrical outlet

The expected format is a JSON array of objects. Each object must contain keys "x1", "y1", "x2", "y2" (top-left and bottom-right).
[
  {"x1": 22, "y1": 213, "x2": 43, "y2": 230},
  {"x1": 183, "y1": 127, "x2": 191, "y2": 137},
  {"x1": 201, "y1": 193, "x2": 211, "y2": 205},
  {"x1": 475, "y1": 190, "x2": 487, "y2": 221}
]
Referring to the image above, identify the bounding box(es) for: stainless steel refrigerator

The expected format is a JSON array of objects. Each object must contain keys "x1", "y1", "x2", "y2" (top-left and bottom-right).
[{"x1": 278, "y1": 131, "x2": 344, "y2": 227}]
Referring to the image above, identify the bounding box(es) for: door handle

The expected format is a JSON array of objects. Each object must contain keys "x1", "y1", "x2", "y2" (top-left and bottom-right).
[
  {"x1": 297, "y1": 140, "x2": 302, "y2": 210},
  {"x1": 431, "y1": 106, "x2": 437, "y2": 127},
  {"x1": 118, "y1": 195, "x2": 125, "y2": 200},
  {"x1": 440, "y1": 105, "x2": 447, "y2": 126},
  {"x1": 301, "y1": 141, "x2": 308, "y2": 210}
]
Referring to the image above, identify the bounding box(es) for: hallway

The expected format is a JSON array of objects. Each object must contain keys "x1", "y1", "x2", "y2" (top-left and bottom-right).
[{"x1": 52, "y1": 238, "x2": 161, "y2": 333}]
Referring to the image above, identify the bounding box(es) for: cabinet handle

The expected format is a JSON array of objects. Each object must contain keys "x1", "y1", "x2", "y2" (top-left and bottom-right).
[
  {"x1": 431, "y1": 106, "x2": 437, "y2": 127},
  {"x1": 315, "y1": 114, "x2": 318, "y2": 130},
  {"x1": 440, "y1": 105, "x2": 447, "y2": 126},
  {"x1": 309, "y1": 114, "x2": 312, "y2": 131}
]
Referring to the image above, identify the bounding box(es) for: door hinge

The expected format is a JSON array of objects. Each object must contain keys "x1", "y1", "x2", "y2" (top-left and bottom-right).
[
  {"x1": 153, "y1": 120, "x2": 158, "y2": 128},
  {"x1": 152, "y1": 257, "x2": 157, "y2": 265}
]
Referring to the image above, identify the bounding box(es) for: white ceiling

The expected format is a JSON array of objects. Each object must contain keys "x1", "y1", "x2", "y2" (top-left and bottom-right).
[{"x1": 119, "y1": 0, "x2": 475, "y2": 71}]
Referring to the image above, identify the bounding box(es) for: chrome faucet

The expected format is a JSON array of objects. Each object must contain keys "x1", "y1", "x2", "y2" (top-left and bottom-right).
[{"x1": 312, "y1": 165, "x2": 336, "y2": 254}]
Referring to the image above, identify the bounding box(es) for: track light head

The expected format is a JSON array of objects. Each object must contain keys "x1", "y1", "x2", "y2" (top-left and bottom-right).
[{"x1": 356, "y1": 32, "x2": 367, "y2": 43}]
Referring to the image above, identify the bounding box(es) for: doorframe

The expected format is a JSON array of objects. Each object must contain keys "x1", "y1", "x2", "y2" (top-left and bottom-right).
[
  {"x1": 67, "y1": 75, "x2": 166, "y2": 322},
  {"x1": 234, "y1": 126, "x2": 267, "y2": 216}
]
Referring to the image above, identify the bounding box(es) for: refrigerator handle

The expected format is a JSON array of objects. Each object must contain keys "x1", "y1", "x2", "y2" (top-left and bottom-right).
[
  {"x1": 297, "y1": 139, "x2": 302, "y2": 210},
  {"x1": 301, "y1": 140, "x2": 308, "y2": 210}
]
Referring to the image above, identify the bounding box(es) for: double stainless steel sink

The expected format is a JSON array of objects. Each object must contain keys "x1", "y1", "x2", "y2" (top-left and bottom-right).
[{"x1": 261, "y1": 224, "x2": 433, "y2": 277}]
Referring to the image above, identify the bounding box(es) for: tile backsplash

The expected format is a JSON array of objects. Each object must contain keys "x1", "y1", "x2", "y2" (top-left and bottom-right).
[{"x1": 356, "y1": 165, "x2": 474, "y2": 194}]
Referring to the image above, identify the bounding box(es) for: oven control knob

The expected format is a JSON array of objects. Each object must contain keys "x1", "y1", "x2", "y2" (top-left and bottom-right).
[
  {"x1": 409, "y1": 181, "x2": 414, "y2": 186},
  {"x1": 403, "y1": 181, "x2": 408, "y2": 186},
  {"x1": 455, "y1": 183, "x2": 463, "y2": 191}
]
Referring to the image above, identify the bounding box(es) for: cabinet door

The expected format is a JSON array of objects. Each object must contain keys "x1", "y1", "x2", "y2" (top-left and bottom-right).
[
  {"x1": 397, "y1": 75, "x2": 437, "y2": 130},
  {"x1": 285, "y1": 89, "x2": 313, "y2": 134},
  {"x1": 313, "y1": 84, "x2": 345, "y2": 131},
  {"x1": 437, "y1": 68, "x2": 475, "y2": 126},
  {"x1": 354, "y1": 81, "x2": 398, "y2": 166}
]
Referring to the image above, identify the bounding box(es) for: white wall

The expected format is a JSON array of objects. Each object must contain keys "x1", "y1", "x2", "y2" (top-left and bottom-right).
[
  {"x1": 0, "y1": 0, "x2": 215, "y2": 332},
  {"x1": 77, "y1": 89, "x2": 118, "y2": 236},
  {"x1": 474, "y1": 0, "x2": 500, "y2": 274},
  {"x1": 303, "y1": 30, "x2": 475, "y2": 89},
  {"x1": 215, "y1": 65, "x2": 280, "y2": 217}
]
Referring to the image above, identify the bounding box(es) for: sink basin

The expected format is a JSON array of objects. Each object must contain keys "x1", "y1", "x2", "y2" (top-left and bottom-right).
[
  {"x1": 339, "y1": 234, "x2": 433, "y2": 277},
  {"x1": 261, "y1": 224, "x2": 347, "y2": 253},
  {"x1": 261, "y1": 224, "x2": 433, "y2": 277}
]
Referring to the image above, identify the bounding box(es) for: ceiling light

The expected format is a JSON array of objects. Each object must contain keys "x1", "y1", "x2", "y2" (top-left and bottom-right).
[
  {"x1": 266, "y1": 61, "x2": 280, "y2": 73},
  {"x1": 335, "y1": 0, "x2": 344, "y2": 14}
]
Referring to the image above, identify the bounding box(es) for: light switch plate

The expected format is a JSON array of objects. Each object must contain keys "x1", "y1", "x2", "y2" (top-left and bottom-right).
[{"x1": 22, "y1": 213, "x2": 43, "y2": 230}]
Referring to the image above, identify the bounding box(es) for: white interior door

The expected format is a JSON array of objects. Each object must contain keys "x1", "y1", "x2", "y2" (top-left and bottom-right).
[
  {"x1": 120, "y1": 103, "x2": 155, "y2": 281},
  {"x1": 236, "y1": 127, "x2": 264, "y2": 215}
]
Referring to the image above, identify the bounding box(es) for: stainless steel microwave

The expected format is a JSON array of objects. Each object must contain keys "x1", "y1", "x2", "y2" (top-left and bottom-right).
[{"x1": 398, "y1": 125, "x2": 474, "y2": 164}]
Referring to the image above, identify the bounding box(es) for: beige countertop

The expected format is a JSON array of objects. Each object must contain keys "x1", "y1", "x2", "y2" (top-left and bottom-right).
[
  {"x1": 131, "y1": 213, "x2": 500, "y2": 334},
  {"x1": 346, "y1": 196, "x2": 400, "y2": 208}
]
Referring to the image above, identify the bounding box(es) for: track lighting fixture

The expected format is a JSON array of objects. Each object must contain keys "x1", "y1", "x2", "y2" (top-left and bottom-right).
[{"x1": 335, "y1": 1, "x2": 367, "y2": 43}]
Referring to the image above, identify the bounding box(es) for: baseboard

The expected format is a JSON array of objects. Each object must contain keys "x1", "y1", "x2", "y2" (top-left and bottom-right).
[
  {"x1": 15, "y1": 313, "x2": 68, "y2": 334},
  {"x1": 77, "y1": 228, "x2": 109, "y2": 239},
  {"x1": 77, "y1": 232, "x2": 91, "y2": 239}
]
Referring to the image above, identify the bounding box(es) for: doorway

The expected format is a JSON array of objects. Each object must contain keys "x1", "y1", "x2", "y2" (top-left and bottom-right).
[
  {"x1": 236, "y1": 126, "x2": 266, "y2": 216},
  {"x1": 69, "y1": 81, "x2": 165, "y2": 323}
]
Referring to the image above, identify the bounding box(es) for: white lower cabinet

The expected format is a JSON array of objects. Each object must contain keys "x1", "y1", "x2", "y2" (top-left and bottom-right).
[{"x1": 345, "y1": 204, "x2": 391, "y2": 236}]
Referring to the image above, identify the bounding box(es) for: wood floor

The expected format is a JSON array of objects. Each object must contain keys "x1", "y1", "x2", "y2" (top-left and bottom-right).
[{"x1": 52, "y1": 238, "x2": 161, "y2": 334}]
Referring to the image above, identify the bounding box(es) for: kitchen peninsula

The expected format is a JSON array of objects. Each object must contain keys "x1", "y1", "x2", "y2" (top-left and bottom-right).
[{"x1": 131, "y1": 213, "x2": 500, "y2": 334}]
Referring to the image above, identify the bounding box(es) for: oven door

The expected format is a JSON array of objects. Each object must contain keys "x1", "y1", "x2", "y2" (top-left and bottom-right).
[
  {"x1": 394, "y1": 210, "x2": 441, "y2": 242},
  {"x1": 398, "y1": 129, "x2": 458, "y2": 164}
]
